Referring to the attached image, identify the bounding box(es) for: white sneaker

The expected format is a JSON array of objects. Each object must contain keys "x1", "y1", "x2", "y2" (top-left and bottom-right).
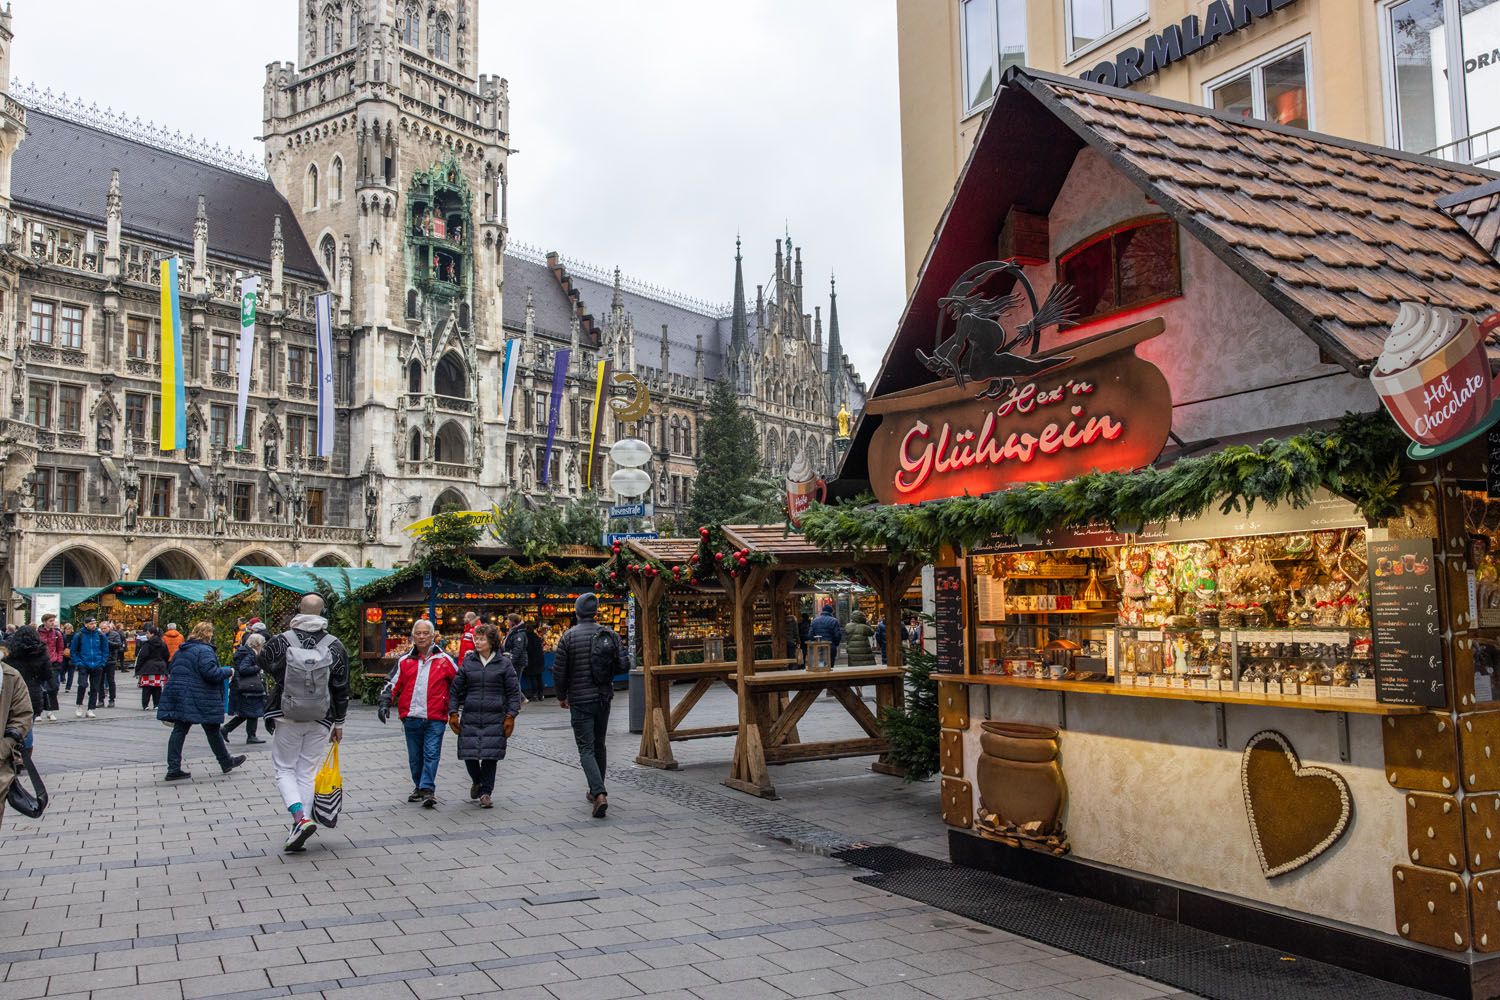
[
  {"x1": 283, "y1": 818, "x2": 318, "y2": 853},
  {"x1": 75, "y1": 708, "x2": 83, "y2": 718},
  {"x1": 48, "y1": 712, "x2": 56, "y2": 721},
  {"x1": 86, "y1": 710, "x2": 96, "y2": 719}
]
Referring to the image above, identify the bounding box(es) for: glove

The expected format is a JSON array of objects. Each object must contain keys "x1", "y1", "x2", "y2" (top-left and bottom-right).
[
  {"x1": 448, "y1": 713, "x2": 461, "y2": 736},
  {"x1": 503, "y1": 715, "x2": 515, "y2": 738},
  {"x1": 265, "y1": 718, "x2": 276, "y2": 735},
  {"x1": 377, "y1": 704, "x2": 389, "y2": 724}
]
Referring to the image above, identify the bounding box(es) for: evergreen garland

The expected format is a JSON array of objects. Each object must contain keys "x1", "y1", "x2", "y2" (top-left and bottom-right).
[{"x1": 802, "y1": 412, "x2": 1405, "y2": 559}]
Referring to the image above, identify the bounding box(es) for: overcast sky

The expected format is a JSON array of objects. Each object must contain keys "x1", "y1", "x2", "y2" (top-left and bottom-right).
[{"x1": 10, "y1": 0, "x2": 903, "y2": 381}]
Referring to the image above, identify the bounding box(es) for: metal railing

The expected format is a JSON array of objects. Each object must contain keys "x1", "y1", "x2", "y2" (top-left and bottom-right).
[{"x1": 1424, "y1": 125, "x2": 1500, "y2": 170}]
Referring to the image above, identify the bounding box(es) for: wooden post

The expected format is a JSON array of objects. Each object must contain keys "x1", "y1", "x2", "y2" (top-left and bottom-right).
[
  {"x1": 725, "y1": 562, "x2": 776, "y2": 798},
  {"x1": 631, "y1": 573, "x2": 675, "y2": 769}
]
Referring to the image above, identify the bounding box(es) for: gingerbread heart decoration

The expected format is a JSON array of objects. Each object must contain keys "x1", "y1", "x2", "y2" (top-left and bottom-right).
[{"x1": 1241, "y1": 730, "x2": 1354, "y2": 878}]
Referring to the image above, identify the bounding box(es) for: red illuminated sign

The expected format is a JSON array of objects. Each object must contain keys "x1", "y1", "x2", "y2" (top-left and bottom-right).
[{"x1": 866, "y1": 318, "x2": 1172, "y2": 505}]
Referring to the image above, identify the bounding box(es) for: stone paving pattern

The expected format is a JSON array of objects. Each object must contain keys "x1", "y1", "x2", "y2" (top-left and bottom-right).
[{"x1": 2, "y1": 683, "x2": 1198, "y2": 1000}]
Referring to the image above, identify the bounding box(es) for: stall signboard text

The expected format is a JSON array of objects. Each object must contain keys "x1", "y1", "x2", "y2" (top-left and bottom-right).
[
  {"x1": 1369, "y1": 538, "x2": 1447, "y2": 707},
  {"x1": 933, "y1": 566, "x2": 964, "y2": 673}
]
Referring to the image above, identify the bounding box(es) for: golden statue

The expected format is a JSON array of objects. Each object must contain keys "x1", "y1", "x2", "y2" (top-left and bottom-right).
[{"x1": 836, "y1": 403, "x2": 851, "y2": 440}]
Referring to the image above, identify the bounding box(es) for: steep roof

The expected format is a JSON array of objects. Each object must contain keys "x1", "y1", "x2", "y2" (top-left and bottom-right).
[
  {"x1": 501, "y1": 253, "x2": 579, "y2": 338},
  {"x1": 11, "y1": 109, "x2": 321, "y2": 278},
  {"x1": 1440, "y1": 178, "x2": 1500, "y2": 261},
  {"x1": 567, "y1": 271, "x2": 725, "y2": 379}
]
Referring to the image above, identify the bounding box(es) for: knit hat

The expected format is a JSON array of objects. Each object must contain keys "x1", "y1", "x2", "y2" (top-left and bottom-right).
[{"x1": 575, "y1": 592, "x2": 599, "y2": 620}]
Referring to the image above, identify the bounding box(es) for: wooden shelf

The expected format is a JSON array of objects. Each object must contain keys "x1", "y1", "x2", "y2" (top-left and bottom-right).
[
  {"x1": 1000, "y1": 609, "x2": 1117, "y2": 617},
  {"x1": 939, "y1": 673, "x2": 1426, "y2": 716},
  {"x1": 1004, "y1": 571, "x2": 1093, "y2": 580}
]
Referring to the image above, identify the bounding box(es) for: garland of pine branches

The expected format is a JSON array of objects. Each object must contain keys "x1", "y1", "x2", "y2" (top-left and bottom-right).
[{"x1": 801, "y1": 411, "x2": 1407, "y2": 560}]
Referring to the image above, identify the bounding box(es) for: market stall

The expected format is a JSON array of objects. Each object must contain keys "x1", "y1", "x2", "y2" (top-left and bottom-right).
[{"x1": 806, "y1": 67, "x2": 1500, "y2": 996}]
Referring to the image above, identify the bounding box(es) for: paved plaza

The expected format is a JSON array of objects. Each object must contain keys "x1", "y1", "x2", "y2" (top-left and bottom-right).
[{"x1": 0, "y1": 684, "x2": 1200, "y2": 1000}]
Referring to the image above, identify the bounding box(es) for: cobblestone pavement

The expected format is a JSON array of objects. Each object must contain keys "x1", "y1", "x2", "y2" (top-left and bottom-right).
[{"x1": 1, "y1": 682, "x2": 1198, "y2": 1000}]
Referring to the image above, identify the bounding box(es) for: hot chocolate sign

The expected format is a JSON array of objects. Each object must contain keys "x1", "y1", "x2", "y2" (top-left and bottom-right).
[
  {"x1": 1370, "y1": 303, "x2": 1500, "y2": 458},
  {"x1": 866, "y1": 264, "x2": 1173, "y2": 505}
]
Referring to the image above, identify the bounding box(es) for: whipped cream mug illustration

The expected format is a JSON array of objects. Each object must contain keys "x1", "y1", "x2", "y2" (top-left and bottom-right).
[
  {"x1": 1370, "y1": 303, "x2": 1500, "y2": 457},
  {"x1": 785, "y1": 451, "x2": 827, "y2": 528}
]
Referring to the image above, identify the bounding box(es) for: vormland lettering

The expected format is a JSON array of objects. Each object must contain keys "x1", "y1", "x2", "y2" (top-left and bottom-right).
[{"x1": 1079, "y1": 0, "x2": 1301, "y2": 88}]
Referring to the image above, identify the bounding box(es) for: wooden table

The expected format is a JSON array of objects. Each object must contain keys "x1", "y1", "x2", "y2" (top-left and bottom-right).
[
  {"x1": 730, "y1": 666, "x2": 907, "y2": 780},
  {"x1": 636, "y1": 658, "x2": 807, "y2": 768}
]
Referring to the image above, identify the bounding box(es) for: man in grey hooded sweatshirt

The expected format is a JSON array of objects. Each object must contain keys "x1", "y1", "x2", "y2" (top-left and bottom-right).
[
  {"x1": 259, "y1": 593, "x2": 349, "y2": 852},
  {"x1": 551, "y1": 592, "x2": 627, "y2": 818}
]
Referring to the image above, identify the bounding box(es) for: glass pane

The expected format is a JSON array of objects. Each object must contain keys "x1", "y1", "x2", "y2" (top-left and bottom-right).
[
  {"x1": 1061, "y1": 238, "x2": 1116, "y2": 320},
  {"x1": 1115, "y1": 222, "x2": 1179, "y2": 308},
  {"x1": 1211, "y1": 74, "x2": 1255, "y2": 121},
  {"x1": 1263, "y1": 49, "x2": 1310, "y2": 128},
  {"x1": 1069, "y1": 0, "x2": 1108, "y2": 52},
  {"x1": 1389, "y1": 0, "x2": 1451, "y2": 153},
  {"x1": 962, "y1": 0, "x2": 997, "y2": 112},
  {"x1": 996, "y1": 0, "x2": 1027, "y2": 74},
  {"x1": 1111, "y1": 0, "x2": 1148, "y2": 26},
  {"x1": 1460, "y1": 0, "x2": 1500, "y2": 163}
]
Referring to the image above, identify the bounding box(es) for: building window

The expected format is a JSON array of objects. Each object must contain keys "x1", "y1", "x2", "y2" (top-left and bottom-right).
[
  {"x1": 1057, "y1": 217, "x2": 1182, "y2": 324},
  {"x1": 1207, "y1": 43, "x2": 1311, "y2": 129},
  {"x1": 961, "y1": 0, "x2": 1025, "y2": 116},
  {"x1": 58, "y1": 384, "x2": 83, "y2": 433},
  {"x1": 331, "y1": 156, "x2": 344, "y2": 201},
  {"x1": 432, "y1": 12, "x2": 452, "y2": 61},
  {"x1": 26, "y1": 382, "x2": 52, "y2": 428},
  {"x1": 288, "y1": 414, "x2": 305, "y2": 455},
  {"x1": 1067, "y1": 0, "x2": 1149, "y2": 58},
  {"x1": 402, "y1": 1, "x2": 420, "y2": 46},
  {"x1": 127, "y1": 316, "x2": 151, "y2": 360},
  {"x1": 59, "y1": 304, "x2": 85, "y2": 350},
  {"x1": 125, "y1": 392, "x2": 148, "y2": 440},
  {"x1": 324, "y1": 8, "x2": 337, "y2": 55},
  {"x1": 28, "y1": 299, "x2": 54, "y2": 345},
  {"x1": 306, "y1": 488, "x2": 326, "y2": 526},
  {"x1": 143, "y1": 475, "x2": 173, "y2": 518},
  {"x1": 210, "y1": 404, "x2": 231, "y2": 450},
  {"x1": 290, "y1": 346, "x2": 310, "y2": 385},
  {"x1": 55, "y1": 470, "x2": 80, "y2": 513},
  {"x1": 32, "y1": 468, "x2": 51, "y2": 511},
  {"x1": 308, "y1": 164, "x2": 320, "y2": 209},
  {"x1": 320, "y1": 234, "x2": 337, "y2": 282},
  {"x1": 211, "y1": 332, "x2": 233, "y2": 373},
  {"x1": 534, "y1": 395, "x2": 547, "y2": 430},
  {"x1": 1386, "y1": 0, "x2": 1500, "y2": 166},
  {"x1": 232, "y1": 482, "x2": 254, "y2": 522}
]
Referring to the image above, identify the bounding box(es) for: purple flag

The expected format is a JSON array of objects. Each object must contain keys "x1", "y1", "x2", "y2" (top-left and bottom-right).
[{"x1": 541, "y1": 348, "x2": 570, "y2": 485}]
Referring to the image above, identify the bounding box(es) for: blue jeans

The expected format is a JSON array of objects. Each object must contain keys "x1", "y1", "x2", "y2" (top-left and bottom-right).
[{"x1": 402, "y1": 717, "x2": 445, "y2": 792}]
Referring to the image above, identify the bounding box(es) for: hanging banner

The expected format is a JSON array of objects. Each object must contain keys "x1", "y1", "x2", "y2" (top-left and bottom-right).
[
  {"x1": 314, "y1": 291, "x2": 335, "y2": 457},
  {"x1": 499, "y1": 339, "x2": 521, "y2": 423},
  {"x1": 541, "y1": 348, "x2": 570, "y2": 485},
  {"x1": 236, "y1": 276, "x2": 259, "y2": 448},
  {"x1": 586, "y1": 358, "x2": 611, "y2": 488},
  {"x1": 158, "y1": 257, "x2": 186, "y2": 451}
]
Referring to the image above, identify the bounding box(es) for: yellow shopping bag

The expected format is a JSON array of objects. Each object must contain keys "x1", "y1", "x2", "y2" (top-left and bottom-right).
[{"x1": 313, "y1": 743, "x2": 342, "y2": 827}]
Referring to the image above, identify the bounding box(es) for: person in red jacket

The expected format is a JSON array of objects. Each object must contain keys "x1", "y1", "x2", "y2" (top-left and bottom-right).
[
  {"x1": 38, "y1": 614, "x2": 66, "y2": 695},
  {"x1": 378, "y1": 618, "x2": 457, "y2": 808},
  {"x1": 456, "y1": 611, "x2": 479, "y2": 661}
]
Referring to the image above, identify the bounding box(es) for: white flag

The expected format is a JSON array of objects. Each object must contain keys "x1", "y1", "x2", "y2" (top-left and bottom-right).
[
  {"x1": 500, "y1": 339, "x2": 521, "y2": 423},
  {"x1": 315, "y1": 292, "x2": 334, "y2": 457},
  {"x1": 235, "y1": 276, "x2": 258, "y2": 448}
]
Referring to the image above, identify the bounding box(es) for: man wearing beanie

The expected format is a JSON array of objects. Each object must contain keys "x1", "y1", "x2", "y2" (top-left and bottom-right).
[{"x1": 551, "y1": 591, "x2": 627, "y2": 817}]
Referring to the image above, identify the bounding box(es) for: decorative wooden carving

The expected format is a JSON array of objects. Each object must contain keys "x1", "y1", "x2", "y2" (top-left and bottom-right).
[
  {"x1": 1383, "y1": 712, "x2": 1460, "y2": 792},
  {"x1": 1394, "y1": 864, "x2": 1471, "y2": 952},
  {"x1": 1461, "y1": 710, "x2": 1500, "y2": 792},
  {"x1": 941, "y1": 777, "x2": 973, "y2": 829},
  {"x1": 1405, "y1": 792, "x2": 1464, "y2": 872},
  {"x1": 937, "y1": 680, "x2": 969, "y2": 731},
  {"x1": 1471, "y1": 873, "x2": 1500, "y2": 952},
  {"x1": 940, "y1": 729, "x2": 964, "y2": 778},
  {"x1": 1468, "y1": 793, "x2": 1500, "y2": 873},
  {"x1": 1241, "y1": 730, "x2": 1352, "y2": 878}
]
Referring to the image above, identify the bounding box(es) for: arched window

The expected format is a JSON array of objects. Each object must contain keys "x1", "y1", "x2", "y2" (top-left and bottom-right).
[
  {"x1": 407, "y1": 359, "x2": 422, "y2": 394},
  {"x1": 401, "y1": 1, "x2": 420, "y2": 46},
  {"x1": 323, "y1": 6, "x2": 337, "y2": 56},
  {"x1": 307, "y1": 164, "x2": 320, "y2": 209},
  {"x1": 683, "y1": 420, "x2": 693, "y2": 455},
  {"x1": 408, "y1": 430, "x2": 422, "y2": 462},
  {"x1": 432, "y1": 12, "x2": 452, "y2": 61},
  {"x1": 434, "y1": 421, "x2": 465, "y2": 463},
  {"x1": 319, "y1": 234, "x2": 337, "y2": 283},
  {"x1": 349, "y1": 0, "x2": 362, "y2": 44},
  {"x1": 434, "y1": 352, "x2": 466, "y2": 398},
  {"x1": 433, "y1": 489, "x2": 467, "y2": 515},
  {"x1": 331, "y1": 156, "x2": 343, "y2": 201}
]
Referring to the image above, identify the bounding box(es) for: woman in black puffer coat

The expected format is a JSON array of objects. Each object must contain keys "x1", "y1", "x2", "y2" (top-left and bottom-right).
[
  {"x1": 448, "y1": 623, "x2": 521, "y2": 809},
  {"x1": 134, "y1": 624, "x2": 170, "y2": 710},
  {"x1": 223, "y1": 632, "x2": 268, "y2": 744},
  {"x1": 2, "y1": 625, "x2": 55, "y2": 724}
]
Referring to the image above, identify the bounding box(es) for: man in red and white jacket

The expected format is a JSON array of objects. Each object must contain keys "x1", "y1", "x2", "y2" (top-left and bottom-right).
[{"x1": 377, "y1": 619, "x2": 457, "y2": 808}]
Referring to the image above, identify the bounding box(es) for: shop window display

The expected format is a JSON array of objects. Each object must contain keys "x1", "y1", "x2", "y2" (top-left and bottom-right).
[{"x1": 1463, "y1": 490, "x2": 1500, "y2": 702}]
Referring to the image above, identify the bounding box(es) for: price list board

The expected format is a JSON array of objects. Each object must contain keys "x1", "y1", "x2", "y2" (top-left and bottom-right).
[
  {"x1": 933, "y1": 566, "x2": 964, "y2": 674},
  {"x1": 1369, "y1": 539, "x2": 1447, "y2": 707}
]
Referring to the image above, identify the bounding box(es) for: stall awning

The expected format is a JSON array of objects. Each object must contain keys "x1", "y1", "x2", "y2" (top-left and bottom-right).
[
  {"x1": 234, "y1": 564, "x2": 395, "y2": 595},
  {"x1": 14, "y1": 586, "x2": 109, "y2": 610},
  {"x1": 141, "y1": 578, "x2": 251, "y2": 603}
]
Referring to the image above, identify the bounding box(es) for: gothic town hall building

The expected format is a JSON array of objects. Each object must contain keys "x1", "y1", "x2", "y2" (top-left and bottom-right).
[{"x1": 0, "y1": 3, "x2": 864, "y2": 600}]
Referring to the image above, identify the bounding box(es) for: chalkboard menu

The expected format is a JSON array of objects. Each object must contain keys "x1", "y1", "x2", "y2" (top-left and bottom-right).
[
  {"x1": 1488, "y1": 426, "x2": 1500, "y2": 498},
  {"x1": 933, "y1": 566, "x2": 964, "y2": 674},
  {"x1": 1370, "y1": 539, "x2": 1447, "y2": 707}
]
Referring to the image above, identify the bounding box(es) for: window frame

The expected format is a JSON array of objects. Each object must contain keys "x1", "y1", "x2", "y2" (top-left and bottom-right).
[
  {"x1": 1379, "y1": 0, "x2": 1492, "y2": 160},
  {"x1": 288, "y1": 346, "x2": 308, "y2": 386},
  {"x1": 232, "y1": 481, "x2": 254, "y2": 523},
  {"x1": 1203, "y1": 37, "x2": 1315, "y2": 129},
  {"x1": 26, "y1": 381, "x2": 52, "y2": 428},
  {"x1": 960, "y1": 0, "x2": 1001, "y2": 118},
  {"x1": 28, "y1": 298, "x2": 55, "y2": 345},
  {"x1": 211, "y1": 331, "x2": 234, "y2": 374},
  {"x1": 209, "y1": 403, "x2": 231, "y2": 450},
  {"x1": 55, "y1": 469, "x2": 81, "y2": 513},
  {"x1": 32, "y1": 467, "x2": 52, "y2": 512},
  {"x1": 1056, "y1": 214, "x2": 1184, "y2": 326},
  {"x1": 143, "y1": 475, "x2": 173, "y2": 519},
  {"x1": 306, "y1": 487, "x2": 327, "y2": 526},
  {"x1": 58, "y1": 303, "x2": 85, "y2": 350},
  {"x1": 126, "y1": 315, "x2": 152, "y2": 360},
  {"x1": 57, "y1": 383, "x2": 83, "y2": 433},
  {"x1": 1064, "y1": 0, "x2": 1151, "y2": 66}
]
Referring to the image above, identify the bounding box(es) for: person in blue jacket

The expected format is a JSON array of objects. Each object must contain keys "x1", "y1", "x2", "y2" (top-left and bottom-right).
[
  {"x1": 70, "y1": 617, "x2": 111, "y2": 718},
  {"x1": 157, "y1": 622, "x2": 247, "y2": 781},
  {"x1": 806, "y1": 603, "x2": 844, "y2": 664}
]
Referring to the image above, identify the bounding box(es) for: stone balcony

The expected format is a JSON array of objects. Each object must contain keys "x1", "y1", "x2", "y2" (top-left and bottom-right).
[{"x1": 15, "y1": 509, "x2": 362, "y2": 544}]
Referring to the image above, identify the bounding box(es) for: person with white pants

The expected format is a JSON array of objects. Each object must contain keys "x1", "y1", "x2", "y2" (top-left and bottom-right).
[{"x1": 259, "y1": 593, "x2": 349, "y2": 853}]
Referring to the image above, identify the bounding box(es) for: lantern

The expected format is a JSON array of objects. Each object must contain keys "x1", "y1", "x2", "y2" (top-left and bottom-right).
[{"x1": 365, "y1": 607, "x2": 384, "y2": 624}]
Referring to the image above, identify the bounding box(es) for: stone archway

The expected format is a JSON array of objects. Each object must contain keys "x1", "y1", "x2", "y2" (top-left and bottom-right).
[
  {"x1": 232, "y1": 549, "x2": 282, "y2": 568},
  {"x1": 432, "y1": 488, "x2": 468, "y2": 515},
  {"x1": 433, "y1": 420, "x2": 466, "y2": 463},
  {"x1": 33, "y1": 542, "x2": 118, "y2": 588},
  {"x1": 312, "y1": 552, "x2": 350, "y2": 568},
  {"x1": 137, "y1": 546, "x2": 208, "y2": 581}
]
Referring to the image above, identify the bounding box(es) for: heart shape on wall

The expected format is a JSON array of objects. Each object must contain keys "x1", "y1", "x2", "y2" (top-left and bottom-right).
[{"x1": 1241, "y1": 729, "x2": 1354, "y2": 878}]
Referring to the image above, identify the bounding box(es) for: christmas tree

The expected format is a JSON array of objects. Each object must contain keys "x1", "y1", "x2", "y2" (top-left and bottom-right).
[{"x1": 687, "y1": 378, "x2": 762, "y2": 530}]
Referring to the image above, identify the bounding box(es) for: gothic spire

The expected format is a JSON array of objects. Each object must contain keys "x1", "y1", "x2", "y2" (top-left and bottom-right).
[
  {"x1": 730, "y1": 237, "x2": 749, "y2": 357},
  {"x1": 827, "y1": 275, "x2": 845, "y2": 417}
]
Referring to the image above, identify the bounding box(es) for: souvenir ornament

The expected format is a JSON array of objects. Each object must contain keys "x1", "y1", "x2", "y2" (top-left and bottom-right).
[
  {"x1": 1370, "y1": 302, "x2": 1500, "y2": 458},
  {"x1": 1241, "y1": 729, "x2": 1353, "y2": 878}
]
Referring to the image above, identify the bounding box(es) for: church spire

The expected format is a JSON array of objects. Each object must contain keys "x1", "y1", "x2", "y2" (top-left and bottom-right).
[
  {"x1": 826, "y1": 274, "x2": 845, "y2": 418},
  {"x1": 729, "y1": 237, "x2": 750, "y2": 394}
]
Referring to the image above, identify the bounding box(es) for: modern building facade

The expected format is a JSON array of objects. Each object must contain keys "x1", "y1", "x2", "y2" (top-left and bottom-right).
[
  {"x1": 0, "y1": 1, "x2": 863, "y2": 606},
  {"x1": 897, "y1": 0, "x2": 1500, "y2": 288}
]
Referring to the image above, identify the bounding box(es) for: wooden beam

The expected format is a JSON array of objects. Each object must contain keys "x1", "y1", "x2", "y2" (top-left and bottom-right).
[
  {"x1": 764, "y1": 737, "x2": 887, "y2": 764},
  {"x1": 765, "y1": 687, "x2": 822, "y2": 747},
  {"x1": 830, "y1": 684, "x2": 885, "y2": 739},
  {"x1": 669, "y1": 723, "x2": 739, "y2": 741},
  {"x1": 668, "y1": 676, "x2": 715, "y2": 730}
]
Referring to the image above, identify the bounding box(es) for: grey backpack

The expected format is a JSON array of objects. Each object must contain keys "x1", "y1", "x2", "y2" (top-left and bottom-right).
[{"x1": 281, "y1": 631, "x2": 335, "y2": 722}]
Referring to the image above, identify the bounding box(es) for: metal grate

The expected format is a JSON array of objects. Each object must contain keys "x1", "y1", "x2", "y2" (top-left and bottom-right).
[
  {"x1": 856, "y1": 866, "x2": 1446, "y2": 1000},
  {"x1": 833, "y1": 845, "x2": 954, "y2": 873}
]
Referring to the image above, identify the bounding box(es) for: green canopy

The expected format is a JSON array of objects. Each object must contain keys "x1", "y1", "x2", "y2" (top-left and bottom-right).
[
  {"x1": 14, "y1": 586, "x2": 110, "y2": 613},
  {"x1": 140, "y1": 579, "x2": 251, "y2": 603},
  {"x1": 233, "y1": 565, "x2": 395, "y2": 595}
]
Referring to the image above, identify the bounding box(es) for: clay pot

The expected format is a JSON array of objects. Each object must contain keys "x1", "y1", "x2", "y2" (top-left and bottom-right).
[{"x1": 977, "y1": 721, "x2": 1066, "y2": 835}]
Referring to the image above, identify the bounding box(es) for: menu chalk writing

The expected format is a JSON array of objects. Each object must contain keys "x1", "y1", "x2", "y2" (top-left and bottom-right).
[
  {"x1": 1488, "y1": 426, "x2": 1500, "y2": 498},
  {"x1": 1370, "y1": 539, "x2": 1447, "y2": 707},
  {"x1": 933, "y1": 566, "x2": 964, "y2": 674}
]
